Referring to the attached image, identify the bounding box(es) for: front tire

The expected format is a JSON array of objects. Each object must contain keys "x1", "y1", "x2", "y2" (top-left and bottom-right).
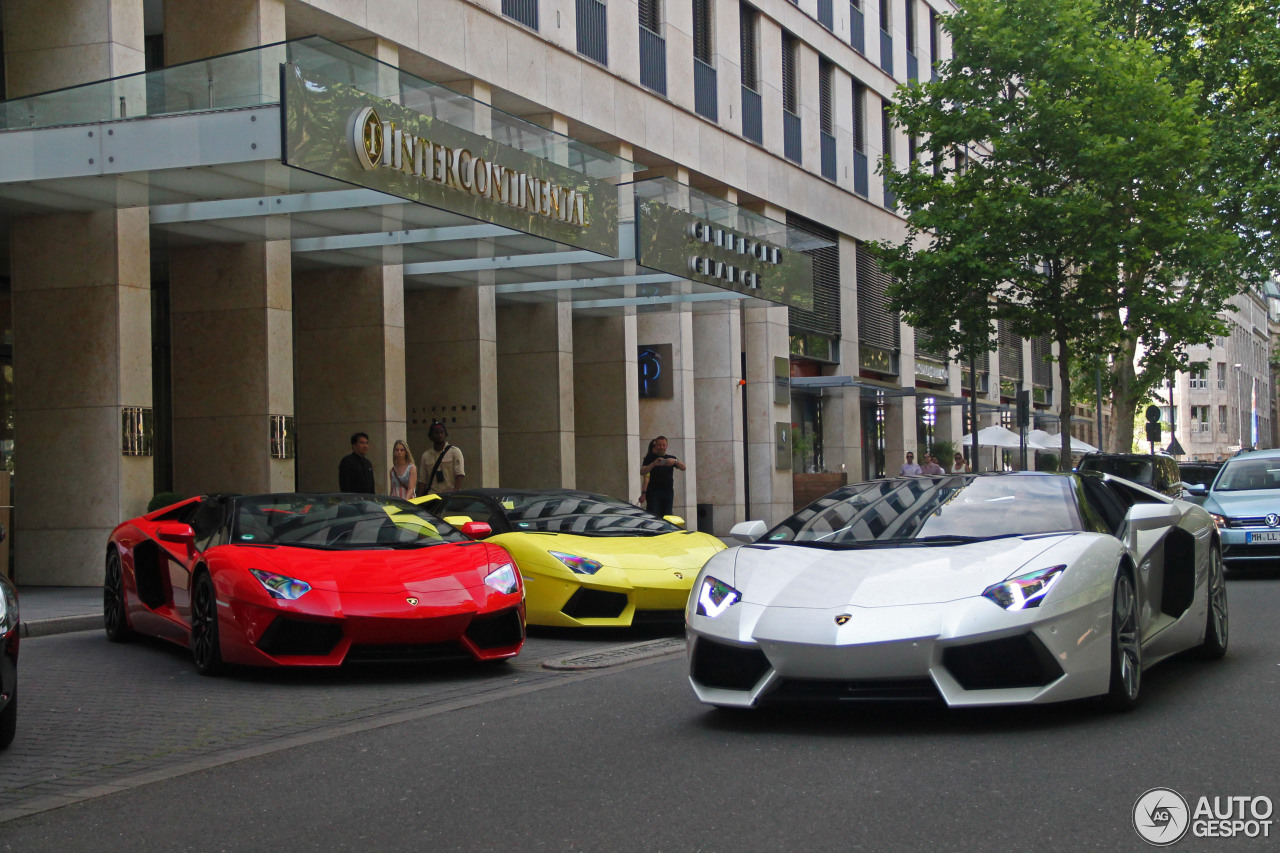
[
  {"x1": 190, "y1": 571, "x2": 225, "y2": 676},
  {"x1": 1103, "y1": 569, "x2": 1141, "y2": 711},
  {"x1": 104, "y1": 550, "x2": 134, "y2": 643},
  {"x1": 1195, "y1": 544, "x2": 1229, "y2": 660},
  {"x1": 0, "y1": 688, "x2": 15, "y2": 750}
]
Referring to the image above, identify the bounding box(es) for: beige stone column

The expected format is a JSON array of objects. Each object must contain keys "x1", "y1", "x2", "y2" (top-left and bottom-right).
[
  {"x1": 2, "y1": 0, "x2": 145, "y2": 97},
  {"x1": 11, "y1": 209, "x2": 152, "y2": 585},
  {"x1": 497, "y1": 302, "x2": 576, "y2": 488},
  {"x1": 405, "y1": 286, "x2": 499, "y2": 487},
  {"x1": 164, "y1": 0, "x2": 284, "y2": 60},
  {"x1": 741, "y1": 303, "x2": 792, "y2": 524},
  {"x1": 829, "y1": 234, "x2": 864, "y2": 482},
  {"x1": 891, "y1": 318, "x2": 919, "y2": 472},
  {"x1": 169, "y1": 242, "x2": 294, "y2": 495},
  {"x1": 294, "y1": 266, "x2": 406, "y2": 493},
  {"x1": 573, "y1": 312, "x2": 640, "y2": 502},
  {"x1": 693, "y1": 302, "x2": 745, "y2": 534}
]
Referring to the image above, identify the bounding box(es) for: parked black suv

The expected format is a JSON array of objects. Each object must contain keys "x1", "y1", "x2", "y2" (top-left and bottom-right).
[{"x1": 1077, "y1": 453, "x2": 1185, "y2": 499}]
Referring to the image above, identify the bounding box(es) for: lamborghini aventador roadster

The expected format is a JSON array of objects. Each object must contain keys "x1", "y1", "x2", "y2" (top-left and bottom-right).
[
  {"x1": 687, "y1": 472, "x2": 1227, "y2": 710},
  {"x1": 105, "y1": 493, "x2": 525, "y2": 674},
  {"x1": 425, "y1": 489, "x2": 725, "y2": 627}
]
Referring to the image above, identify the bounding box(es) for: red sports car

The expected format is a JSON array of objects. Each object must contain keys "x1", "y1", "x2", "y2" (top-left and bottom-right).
[{"x1": 105, "y1": 493, "x2": 525, "y2": 674}]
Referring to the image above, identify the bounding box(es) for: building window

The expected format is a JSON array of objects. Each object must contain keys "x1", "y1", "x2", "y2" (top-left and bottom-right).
[
  {"x1": 782, "y1": 31, "x2": 802, "y2": 163},
  {"x1": 928, "y1": 7, "x2": 940, "y2": 79},
  {"x1": 1190, "y1": 365, "x2": 1208, "y2": 389},
  {"x1": 1218, "y1": 361, "x2": 1227, "y2": 389},
  {"x1": 502, "y1": 0, "x2": 539, "y2": 30},
  {"x1": 818, "y1": 0, "x2": 834, "y2": 30},
  {"x1": 740, "y1": 3, "x2": 762, "y2": 143},
  {"x1": 639, "y1": 0, "x2": 667, "y2": 94},
  {"x1": 881, "y1": 99, "x2": 895, "y2": 207},
  {"x1": 879, "y1": 0, "x2": 893, "y2": 75},
  {"x1": 852, "y1": 81, "x2": 868, "y2": 196},
  {"x1": 1192, "y1": 406, "x2": 1210, "y2": 432},
  {"x1": 850, "y1": 0, "x2": 866, "y2": 54},
  {"x1": 692, "y1": 0, "x2": 717, "y2": 120},
  {"x1": 904, "y1": 0, "x2": 917, "y2": 81},
  {"x1": 576, "y1": 0, "x2": 608, "y2": 65},
  {"x1": 819, "y1": 59, "x2": 836, "y2": 180},
  {"x1": 1220, "y1": 404, "x2": 1228, "y2": 432}
]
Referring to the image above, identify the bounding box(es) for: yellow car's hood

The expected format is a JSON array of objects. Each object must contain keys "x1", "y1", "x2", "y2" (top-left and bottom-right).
[{"x1": 498, "y1": 530, "x2": 725, "y2": 570}]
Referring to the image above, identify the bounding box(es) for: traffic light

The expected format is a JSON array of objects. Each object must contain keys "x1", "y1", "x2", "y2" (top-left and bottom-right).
[{"x1": 1144, "y1": 404, "x2": 1161, "y2": 443}]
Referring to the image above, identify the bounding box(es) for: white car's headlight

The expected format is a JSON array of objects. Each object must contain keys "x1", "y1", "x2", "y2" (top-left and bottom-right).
[
  {"x1": 696, "y1": 576, "x2": 741, "y2": 618},
  {"x1": 484, "y1": 563, "x2": 519, "y2": 594},
  {"x1": 549, "y1": 551, "x2": 603, "y2": 574},
  {"x1": 982, "y1": 565, "x2": 1066, "y2": 611},
  {"x1": 249, "y1": 569, "x2": 312, "y2": 601}
]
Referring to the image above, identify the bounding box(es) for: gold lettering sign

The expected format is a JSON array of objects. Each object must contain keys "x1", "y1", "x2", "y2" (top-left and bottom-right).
[{"x1": 283, "y1": 64, "x2": 617, "y2": 255}]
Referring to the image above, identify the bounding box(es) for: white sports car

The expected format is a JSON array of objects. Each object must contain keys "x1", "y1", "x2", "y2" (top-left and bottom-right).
[{"x1": 687, "y1": 472, "x2": 1227, "y2": 710}]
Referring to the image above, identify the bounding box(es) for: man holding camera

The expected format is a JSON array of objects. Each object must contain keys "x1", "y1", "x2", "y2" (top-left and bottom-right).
[{"x1": 417, "y1": 421, "x2": 466, "y2": 497}]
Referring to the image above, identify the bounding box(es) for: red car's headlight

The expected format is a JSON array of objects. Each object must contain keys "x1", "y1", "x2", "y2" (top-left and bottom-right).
[
  {"x1": 484, "y1": 564, "x2": 519, "y2": 595},
  {"x1": 249, "y1": 569, "x2": 312, "y2": 601}
]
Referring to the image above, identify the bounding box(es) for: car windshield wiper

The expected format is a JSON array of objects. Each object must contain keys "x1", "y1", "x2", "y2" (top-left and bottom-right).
[
  {"x1": 897, "y1": 533, "x2": 1025, "y2": 545},
  {"x1": 272, "y1": 541, "x2": 339, "y2": 550},
  {"x1": 782, "y1": 540, "x2": 867, "y2": 550}
]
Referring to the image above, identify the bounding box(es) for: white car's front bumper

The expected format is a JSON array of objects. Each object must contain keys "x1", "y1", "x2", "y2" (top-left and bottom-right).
[{"x1": 687, "y1": 586, "x2": 1115, "y2": 708}]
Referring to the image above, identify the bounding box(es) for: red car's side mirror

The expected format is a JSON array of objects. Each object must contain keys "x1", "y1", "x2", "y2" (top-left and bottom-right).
[
  {"x1": 156, "y1": 522, "x2": 196, "y2": 548},
  {"x1": 460, "y1": 521, "x2": 493, "y2": 540}
]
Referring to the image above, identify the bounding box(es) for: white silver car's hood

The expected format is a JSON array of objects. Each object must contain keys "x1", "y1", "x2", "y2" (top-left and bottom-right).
[{"x1": 735, "y1": 535, "x2": 1073, "y2": 608}]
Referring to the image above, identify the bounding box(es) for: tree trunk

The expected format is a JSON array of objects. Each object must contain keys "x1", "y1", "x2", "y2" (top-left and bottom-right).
[
  {"x1": 1057, "y1": 330, "x2": 1073, "y2": 464},
  {"x1": 1109, "y1": 337, "x2": 1141, "y2": 453}
]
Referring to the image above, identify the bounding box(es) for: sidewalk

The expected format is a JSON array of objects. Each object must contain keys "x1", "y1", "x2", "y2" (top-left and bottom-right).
[{"x1": 14, "y1": 586, "x2": 103, "y2": 638}]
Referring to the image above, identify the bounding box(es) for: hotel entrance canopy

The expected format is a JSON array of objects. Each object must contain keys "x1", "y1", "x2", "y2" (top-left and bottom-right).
[{"x1": 0, "y1": 37, "x2": 824, "y2": 312}]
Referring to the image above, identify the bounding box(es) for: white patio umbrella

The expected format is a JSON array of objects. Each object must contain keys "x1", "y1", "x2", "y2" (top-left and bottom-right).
[
  {"x1": 960, "y1": 425, "x2": 1024, "y2": 448},
  {"x1": 1030, "y1": 429, "x2": 1098, "y2": 454}
]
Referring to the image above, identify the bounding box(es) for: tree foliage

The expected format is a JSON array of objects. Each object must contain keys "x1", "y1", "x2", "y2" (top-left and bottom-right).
[{"x1": 873, "y1": 0, "x2": 1245, "y2": 458}]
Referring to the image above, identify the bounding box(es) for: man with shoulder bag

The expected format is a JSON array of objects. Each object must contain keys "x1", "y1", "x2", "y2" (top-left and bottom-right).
[{"x1": 418, "y1": 421, "x2": 466, "y2": 497}]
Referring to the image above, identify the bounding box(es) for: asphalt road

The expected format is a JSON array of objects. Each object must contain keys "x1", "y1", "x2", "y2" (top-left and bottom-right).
[{"x1": 2, "y1": 575, "x2": 1279, "y2": 852}]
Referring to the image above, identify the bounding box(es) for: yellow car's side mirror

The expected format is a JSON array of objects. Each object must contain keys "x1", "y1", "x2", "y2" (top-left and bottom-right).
[
  {"x1": 663, "y1": 515, "x2": 686, "y2": 529},
  {"x1": 444, "y1": 515, "x2": 473, "y2": 527}
]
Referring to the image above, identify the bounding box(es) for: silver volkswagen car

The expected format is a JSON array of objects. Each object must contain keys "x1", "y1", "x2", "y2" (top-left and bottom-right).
[{"x1": 1197, "y1": 449, "x2": 1280, "y2": 571}]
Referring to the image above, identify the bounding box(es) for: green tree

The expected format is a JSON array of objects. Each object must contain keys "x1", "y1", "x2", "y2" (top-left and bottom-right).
[{"x1": 874, "y1": 0, "x2": 1242, "y2": 458}]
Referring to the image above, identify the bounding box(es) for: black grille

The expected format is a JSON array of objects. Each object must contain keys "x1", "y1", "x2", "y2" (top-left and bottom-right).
[
  {"x1": 769, "y1": 678, "x2": 941, "y2": 703},
  {"x1": 465, "y1": 608, "x2": 525, "y2": 649},
  {"x1": 501, "y1": 0, "x2": 539, "y2": 30},
  {"x1": 856, "y1": 242, "x2": 900, "y2": 353},
  {"x1": 782, "y1": 31, "x2": 798, "y2": 113},
  {"x1": 632, "y1": 609, "x2": 686, "y2": 626},
  {"x1": 942, "y1": 634, "x2": 1063, "y2": 690},
  {"x1": 1032, "y1": 335, "x2": 1053, "y2": 386},
  {"x1": 562, "y1": 588, "x2": 629, "y2": 619},
  {"x1": 998, "y1": 318, "x2": 1023, "y2": 379},
  {"x1": 740, "y1": 2, "x2": 758, "y2": 89},
  {"x1": 1224, "y1": 544, "x2": 1280, "y2": 559},
  {"x1": 1225, "y1": 517, "x2": 1280, "y2": 528},
  {"x1": 788, "y1": 213, "x2": 841, "y2": 338},
  {"x1": 693, "y1": 0, "x2": 712, "y2": 62},
  {"x1": 345, "y1": 643, "x2": 469, "y2": 664},
  {"x1": 576, "y1": 0, "x2": 608, "y2": 64},
  {"x1": 852, "y1": 80, "x2": 866, "y2": 152},
  {"x1": 257, "y1": 617, "x2": 343, "y2": 657},
  {"x1": 691, "y1": 638, "x2": 771, "y2": 690}
]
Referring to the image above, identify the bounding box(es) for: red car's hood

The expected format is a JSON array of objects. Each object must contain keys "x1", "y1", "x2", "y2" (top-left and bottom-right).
[{"x1": 223, "y1": 541, "x2": 504, "y2": 595}]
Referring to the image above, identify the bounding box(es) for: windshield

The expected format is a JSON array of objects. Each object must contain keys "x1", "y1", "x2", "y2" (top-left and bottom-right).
[
  {"x1": 233, "y1": 494, "x2": 469, "y2": 549},
  {"x1": 501, "y1": 493, "x2": 680, "y2": 536},
  {"x1": 1080, "y1": 457, "x2": 1153, "y2": 486},
  {"x1": 1213, "y1": 458, "x2": 1280, "y2": 492},
  {"x1": 763, "y1": 475, "x2": 1084, "y2": 547}
]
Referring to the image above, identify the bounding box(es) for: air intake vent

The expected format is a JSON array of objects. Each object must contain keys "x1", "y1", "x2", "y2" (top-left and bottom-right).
[
  {"x1": 942, "y1": 634, "x2": 1063, "y2": 690},
  {"x1": 691, "y1": 638, "x2": 771, "y2": 690}
]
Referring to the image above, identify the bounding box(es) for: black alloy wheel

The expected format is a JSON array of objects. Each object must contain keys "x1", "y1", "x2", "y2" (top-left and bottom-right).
[
  {"x1": 190, "y1": 571, "x2": 225, "y2": 676},
  {"x1": 1103, "y1": 569, "x2": 1142, "y2": 711},
  {"x1": 103, "y1": 550, "x2": 133, "y2": 643},
  {"x1": 1195, "y1": 545, "x2": 1229, "y2": 660},
  {"x1": 0, "y1": 688, "x2": 15, "y2": 750}
]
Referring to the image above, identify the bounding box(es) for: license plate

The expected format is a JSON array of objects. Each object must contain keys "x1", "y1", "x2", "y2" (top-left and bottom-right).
[{"x1": 1245, "y1": 531, "x2": 1280, "y2": 544}]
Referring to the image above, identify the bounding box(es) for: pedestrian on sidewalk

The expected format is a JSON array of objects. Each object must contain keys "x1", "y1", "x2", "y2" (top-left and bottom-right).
[
  {"x1": 339, "y1": 432, "x2": 376, "y2": 494},
  {"x1": 641, "y1": 435, "x2": 686, "y2": 517}
]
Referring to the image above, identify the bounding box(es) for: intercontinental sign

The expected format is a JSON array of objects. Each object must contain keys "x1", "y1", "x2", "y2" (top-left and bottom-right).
[{"x1": 282, "y1": 63, "x2": 617, "y2": 255}]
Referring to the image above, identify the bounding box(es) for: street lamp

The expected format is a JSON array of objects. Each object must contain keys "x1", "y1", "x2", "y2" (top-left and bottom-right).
[{"x1": 1235, "y1": 362, "x2": 1248, "y2": 452}]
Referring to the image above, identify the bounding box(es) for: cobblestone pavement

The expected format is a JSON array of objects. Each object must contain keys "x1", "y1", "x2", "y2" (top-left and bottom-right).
[{"x1": 0, "y1": 625, "x2": 683, "y2": 822}]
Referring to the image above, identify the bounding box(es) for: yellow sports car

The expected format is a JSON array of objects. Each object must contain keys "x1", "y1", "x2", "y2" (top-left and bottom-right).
[{"x1": 420, "y1": 489, "x2": 726, "y2": 627}]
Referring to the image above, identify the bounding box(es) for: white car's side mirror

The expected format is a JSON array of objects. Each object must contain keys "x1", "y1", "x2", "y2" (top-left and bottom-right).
[
  {"x1": 730, "y1": 520, "x2": 768, "y2": 543},
  {"x1": 1126, "y1": 502, "x2": 1180, "y2": 532}
]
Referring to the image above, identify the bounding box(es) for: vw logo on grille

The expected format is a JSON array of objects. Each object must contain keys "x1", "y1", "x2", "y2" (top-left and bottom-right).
[{"x1": 1268, "y1": 514, "x2": 1280, "y2": 528}]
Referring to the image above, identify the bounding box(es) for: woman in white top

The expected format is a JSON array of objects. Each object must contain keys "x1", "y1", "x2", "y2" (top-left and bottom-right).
[
  {"x1": 389, "y1": 439, "x2": 418, "y2": 499},
  {"x1": 952, "y1": 453, "x2": 972, "y2": 474}
]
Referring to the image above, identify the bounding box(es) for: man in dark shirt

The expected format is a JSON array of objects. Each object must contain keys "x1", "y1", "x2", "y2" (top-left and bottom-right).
[
  {"x1": 640, "y1": 435, "x2": 686, "y2": 517},
  {"x1": 338, "y1": 432, "x2": 376, "y2": 494}
]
